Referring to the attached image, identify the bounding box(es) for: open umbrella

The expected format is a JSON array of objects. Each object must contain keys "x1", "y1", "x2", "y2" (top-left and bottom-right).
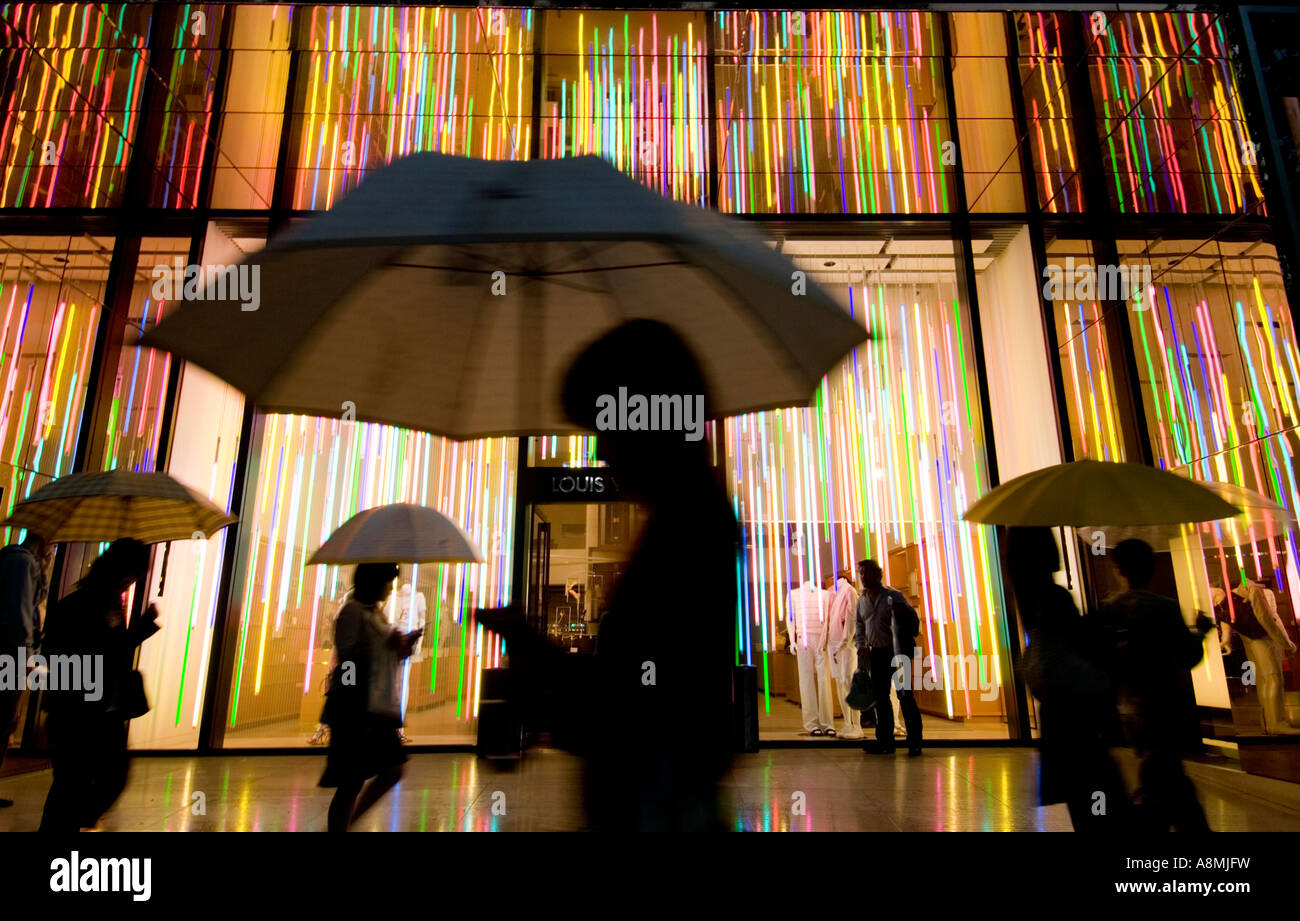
[
  {"x1": 140, "y1": 153, "x2": 869, "y2": 440},
  {"x1": 961, "y1": 460, "x2": 1239, "y2": 527},
  {"x1": 3, "y1": 470, "x2": 236, "y2": 543},
  {"x1": 1077, "y1": 482, "x2": 1295, "y2": 550},
  {"x1": 308, "y1": 503, "x2": 482, "y2": 565}
]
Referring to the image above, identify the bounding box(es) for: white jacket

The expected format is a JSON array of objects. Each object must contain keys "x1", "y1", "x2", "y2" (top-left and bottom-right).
[
  {"x1": 827, "y1": 578, "x2": 858, "y2": 653},
  {"x1": 787, "y1": 582, "x2": 832, "y2": 650}
]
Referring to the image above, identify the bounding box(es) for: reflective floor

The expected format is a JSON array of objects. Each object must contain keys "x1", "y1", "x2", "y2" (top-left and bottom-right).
[{"x1": 1, "y1": 747, "x2": 1298, "y2": 832}]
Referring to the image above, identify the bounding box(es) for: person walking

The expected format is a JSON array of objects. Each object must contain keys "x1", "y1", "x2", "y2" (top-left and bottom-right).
[
  {"x1": 855, "y1": 559, "x2": 923, "y2": 756},
  {"x1": 788, "y1": 577, "x2": 835, "y2": 736},
  {"x1": 1007, "y1": 527, "x2": 1127, "y2": 831},
  {"x1": 826, "y1": 570, "x2": 862, "y2": 739},
  {"x1": 0, "y1": 530, "x2": 50, "y2": 807},
  {"x1": 319, "y1": 562, "x2": 421, "y2": 832},
  {"x1": 39, "y1": 539, "x2": 157, "y2": 832},
  {"x1": 1097, "y1": 539, "x2": 1212, "y2": 832},
  {"x1": 478, "y1": 320, "x2": 739, "y2": 831}
]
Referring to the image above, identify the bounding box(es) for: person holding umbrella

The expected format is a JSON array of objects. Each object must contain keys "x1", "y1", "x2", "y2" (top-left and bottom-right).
[
  {"x1": 318, "y1": 562, "x2": 422, "y2": 832},
  {"x1": 38, "y1": 539, "x2": 158, "y2": 832}
]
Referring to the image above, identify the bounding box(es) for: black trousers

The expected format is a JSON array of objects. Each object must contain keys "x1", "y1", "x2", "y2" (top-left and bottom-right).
[
  {"x1": 1136, "y1": 745, "x2": 1210, "y2": 832},
  {"x1": 39, "y1": 712, "x2": 130, "y2": 832},
  {"x1": 0, "y1": 687, "x2": 23, "y2": 773},
  {"x1": 867, "y1": 646, "x2": 923, "y2": 747}
]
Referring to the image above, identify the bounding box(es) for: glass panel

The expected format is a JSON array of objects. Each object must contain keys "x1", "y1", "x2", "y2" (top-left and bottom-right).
[
  {"x1": 223, "y1": 424, "x2": 518, "y2": 746},
  {"x1": 0, "y1": 3, "x2": 151, "y2": 207},
  {"x1": 1015, "y1": 12, "x2": 1084, "y2": 213},
  {"x1": 1089, "y1": 12, "x2": 1265, "y2": 215},
  {"x1": 1046, "y1": 237, "x2": 1130, "y2": 460},
  {"x1": 0, "y1": 234, "x2": 110, "y2": 533},
  {"x1": 540, "y1": 10, "x2": 708, "y2": 205},
  {"x1": 149, "y1": 4, "x2": 225, "y2": 207},
  {"x1": 726, "y1": 236, "x2": 1011, "y2": 740},
  {"x1": 209, "y1": 4, "x2": 292, "y2": 209},
  {"x1": 1121, "y1": 237, "x2": 1298, "y2": 735},
  {"x1": 285, "y1": 5, "x2": 534, "y2": 210},
  {"x1": 130, "y1": 223, "x2": 254, "y2": 749},
  {"x1": 949, "y1": 12, "x2": 1024, "y2": 213},
  {"x1": 526, "y1": 434, "x2": 601, "y2": 467},
  {"x1": 714, "y1": 11, "x2": 951, "y2": 214}
]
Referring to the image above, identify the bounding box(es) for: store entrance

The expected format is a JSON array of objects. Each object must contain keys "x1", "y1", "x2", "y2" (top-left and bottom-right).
[{"x1": 525, "y1": 501, "x2": 649, "y2": 653}]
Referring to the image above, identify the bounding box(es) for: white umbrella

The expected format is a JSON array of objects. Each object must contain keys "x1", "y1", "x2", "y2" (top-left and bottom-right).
[
  {"x1": 140, "y1": 153, "x2": 869, "y2": 440},
  {"x1": 308, "y1": 503, "x2": 482, "y2": 565}
]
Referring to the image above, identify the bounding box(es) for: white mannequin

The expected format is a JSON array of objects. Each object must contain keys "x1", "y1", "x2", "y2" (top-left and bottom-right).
[
  {"x1": 385, "y1": 582, "x2": 428, "y2": 661},
  {"x1": 1220, "y1": 577, "x2": 1299, "y2": 734},
  {"x1": 827, "y1": 573, "x2": 863, "y2": 739},
  {"x1": 787, "y1": 580, "x2": 834, "y2": 736}
]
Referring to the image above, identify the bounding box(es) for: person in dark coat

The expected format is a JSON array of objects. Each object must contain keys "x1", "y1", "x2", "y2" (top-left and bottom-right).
[
  {"x1": 39, "y1": 539, "x2": 157, "y2": 832},
  {"x1": 319, "y1": 562, "x2": 420, "y2": 832},
  {"x1": 479, "y1": 320, "x2": 739, "y2": 831},
  {"x1": 1095, "y1": 539, "x2": 1212, "y2": 832},
  {"x1": 1006, "y1": 527, "x2": 1128, "y2": 831}
]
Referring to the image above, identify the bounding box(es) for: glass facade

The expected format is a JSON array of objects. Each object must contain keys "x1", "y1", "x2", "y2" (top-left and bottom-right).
[{"x1": 0, "y1": 5, "x2": 1294, "y2": 768}]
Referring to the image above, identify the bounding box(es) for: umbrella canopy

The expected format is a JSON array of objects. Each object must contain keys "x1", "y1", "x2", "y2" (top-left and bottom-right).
[
  {"x1": 308, "y1": 503, "x2": 482, "y2": 565},
  {"x1": 1077, "y1": 482, "x2": 1295, "y2": 550},
  {"x1": 3, "y1": 471, "x2": 236, "y2": 543},
  {"x1": 962, "y1": 460, "x2": 1240, "y2": 527},
  {"x1": 140, "y1": 153, "x2": 869, "y2": 440}
]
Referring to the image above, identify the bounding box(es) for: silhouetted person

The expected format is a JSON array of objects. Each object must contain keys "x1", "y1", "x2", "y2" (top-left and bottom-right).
[
  {"x1": 1006, "y1": 527, "x2": 1126, "y2": 831},
  {"x1": 480, "y1": 320, "x2": 739, "y2": 831},
  {"x1": 319, "y1": 562, "x2": 420, "y2": 832},
  {"x1": 0, "y1": 530, "x2": 50, "y2": 807},
  {"x1": 1096, "y1": 539, "x2": 1211, "y2": 832},
  {"x1": 39, "y1": 539, "x2": 157, "y2": 832},
  {"x1": 854, "y1": 559, "x2": 923, "y2": 755}
]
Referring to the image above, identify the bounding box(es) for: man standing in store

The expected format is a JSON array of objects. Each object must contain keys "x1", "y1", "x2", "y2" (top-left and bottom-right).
[
  {"x1": 855, "y1": 559, "x2": 923, "y2": 756},
  {"x1": 0, "y1": 530, "x2": 51, "y2": 806}
]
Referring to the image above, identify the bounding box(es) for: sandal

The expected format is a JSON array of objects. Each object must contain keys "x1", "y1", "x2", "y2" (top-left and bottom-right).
[
  {"x1": 824, "y1": 728, "x2": 837, "y2": 737},
  {"x1": 810, "y1": 728, "x2": 824, "y2": 736}
]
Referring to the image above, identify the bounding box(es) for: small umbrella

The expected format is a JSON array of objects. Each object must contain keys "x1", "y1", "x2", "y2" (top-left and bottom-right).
[
  {"x1": 308, "y1": 503, "x2": 482, "y2": 565},
  {"x1": 140, "y1": 153, "x2": 869, "y2": 440},
  {"x1": 1077, "y1": 482, "x2": 1295, "y2": 550},
  {"x1": 961, "y1": 460, "x2": 1239, "y2": 527},
  {"x1": 3, "y1": 470, "x2": 236, "y2": 543}
]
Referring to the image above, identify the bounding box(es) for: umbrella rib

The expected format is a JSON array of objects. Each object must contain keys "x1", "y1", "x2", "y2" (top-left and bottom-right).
[{"x1": 385, "y1": 260, "x2": 689, "y2": 276}]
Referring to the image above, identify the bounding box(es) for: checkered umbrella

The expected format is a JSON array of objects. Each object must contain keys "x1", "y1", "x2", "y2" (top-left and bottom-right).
[
  {"x1": 308, "y1": 503, "x2": 482, "y2": 565},
  {"x1": 2, "y1": 471, "x2": 237, "y2": 544}
]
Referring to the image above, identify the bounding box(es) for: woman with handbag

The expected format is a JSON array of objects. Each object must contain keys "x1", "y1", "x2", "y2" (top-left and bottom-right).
[
  {"x1": 38, "y1": 539, "x2": 157, "y2": 832},
  {"x1": 318, "y1": 562, "x2": 421, "y2": 832}
]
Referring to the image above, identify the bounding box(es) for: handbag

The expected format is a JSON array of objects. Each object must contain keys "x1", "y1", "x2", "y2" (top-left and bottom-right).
[
  {"x1": 115, "y1": 669, "x2": 150, "y2": 719},
  {"x1": 844, "y1": 669, "x2": 876, "y2": 711}
]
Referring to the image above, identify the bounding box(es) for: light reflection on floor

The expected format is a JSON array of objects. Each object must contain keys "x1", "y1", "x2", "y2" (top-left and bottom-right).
[{"x1": 2, "y1": 747, "x2": 1297, "y2": 832}]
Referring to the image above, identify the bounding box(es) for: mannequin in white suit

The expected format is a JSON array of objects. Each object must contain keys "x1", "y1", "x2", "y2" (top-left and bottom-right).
[
  {"x1": 787, "y1": 580, "x2": 835, "y2": 735},
  {"x1": 826, "y1": 572, "x2": 863, "y2": 739}
]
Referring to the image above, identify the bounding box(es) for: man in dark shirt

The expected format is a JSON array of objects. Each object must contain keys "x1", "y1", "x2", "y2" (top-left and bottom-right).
[
  {"x1": 1096, "y1": 539, "x2": 1212, "y2": 832},
  {"x1": 855, "y1": 559, "x2": 923, "y2": 756}
]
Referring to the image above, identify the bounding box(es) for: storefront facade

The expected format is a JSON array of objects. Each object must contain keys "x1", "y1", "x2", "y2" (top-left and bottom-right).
[{"x1": 2, "y1": 3, "x2": 1298, "y2": 777}]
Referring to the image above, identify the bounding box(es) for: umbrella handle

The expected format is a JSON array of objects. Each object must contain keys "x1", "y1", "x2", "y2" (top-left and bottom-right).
[{"x1": 158, "y1": 540, "x2": 172, "y2": 597}]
